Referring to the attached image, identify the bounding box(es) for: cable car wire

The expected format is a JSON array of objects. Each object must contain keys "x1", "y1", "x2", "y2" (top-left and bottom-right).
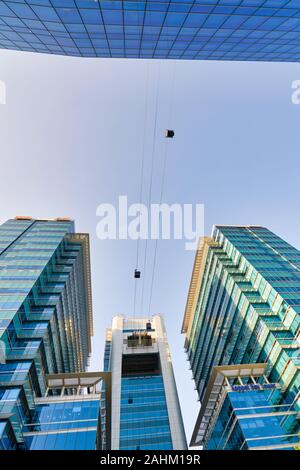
[
  {"x1": 135, "y1": 61, "x2": 150, "y2": 272},
  {"x1": 133, "y1": 61, "x2": 150, "y2": 318},
  {"x1": 147, "y1": 60, "x2": 177, "y2": 317},
  {"x1": 139, "y1": 61, "x2": 161, "y2": 317}
]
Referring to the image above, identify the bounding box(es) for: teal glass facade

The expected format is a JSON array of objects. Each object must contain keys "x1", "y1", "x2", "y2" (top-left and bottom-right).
[
  {"x1": 1, "y1": 1, "x2": 300, "y2": 61},
  {"x1": 184, "y1": 226, "x2": 300, "y2": 449},
  {"x1": 0, "y1": 218, "x2": 93, "y2": 449},
  {"x1": 120, "y1": 376, "x2": 172, "y2": 450},
  {"x1": 24, "y1": 397, "x2": 100, "y2": 450},
  {"x1": 206, "y1": 386, "x2": 299, "y2": 450},
  {"x1": 0, "y1": 419, "x2": 17, "y2": 449}
]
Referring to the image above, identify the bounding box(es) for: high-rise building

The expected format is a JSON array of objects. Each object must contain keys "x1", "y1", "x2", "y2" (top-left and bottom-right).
[
  {"x1": 0, "y1": 1, "x2": 300, "y2": 62},
  {"x1": 182, "y1": 226, "x2": 300, "y2": 450},
  {"x1": 104, "y1": 315, "x2": 187, "y2": 450},
  {"x1": 0, "y1": 217, "x2": 95, "y2": 449}
]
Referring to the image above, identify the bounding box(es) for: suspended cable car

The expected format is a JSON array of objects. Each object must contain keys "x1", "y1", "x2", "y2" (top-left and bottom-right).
[
  {"x1": 134, "y1": 269, "x2": 141, "y2": 279},
  {"x1": 165, "y1": 129, "x2": 174, "y2": 138}
]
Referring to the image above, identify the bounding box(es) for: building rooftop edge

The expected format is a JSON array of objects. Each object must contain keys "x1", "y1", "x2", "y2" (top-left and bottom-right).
[
  {"x1": 14, "y1": 216, "x2": 73, "y2": 222},
  {"x1": 213, "y1": 224, "x2": 265, "y2": 229},
  {"x1": 181, "y1": 237, "x2": 215, "y2": 334},
  {"x1": 67, "y1": 233, "x2": 94, "y2": 353}
]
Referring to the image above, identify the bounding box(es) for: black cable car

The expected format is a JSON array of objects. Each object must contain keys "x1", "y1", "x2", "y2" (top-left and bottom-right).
[
  {"x1": 134, "y1": 269, "x2": 141, "y2": 279},
  {"x1": 165, "y1": 129, "x2": 175, "y2": 138}
]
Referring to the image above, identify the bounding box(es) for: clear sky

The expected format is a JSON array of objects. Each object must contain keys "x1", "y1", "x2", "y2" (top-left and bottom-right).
[{"x1": 0, "y1": 49, "x2": 300, "y2": 444}]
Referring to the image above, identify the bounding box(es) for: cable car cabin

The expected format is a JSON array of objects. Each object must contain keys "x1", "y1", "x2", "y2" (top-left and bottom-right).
[
  {"x1": 165, "y1": 129, "x2": 175, "y2": 138},
  {"x1": 134, "y1": 269, "x2": 141, "y2": 279}
]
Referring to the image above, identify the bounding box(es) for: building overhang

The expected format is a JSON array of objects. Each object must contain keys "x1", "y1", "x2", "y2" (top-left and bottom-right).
[
  {"x1": 190, "y1": 363, "x2": 267, "y2": 447},
  {"x1": 45, "y1": 372, "x2": 111, "y2": 450}
]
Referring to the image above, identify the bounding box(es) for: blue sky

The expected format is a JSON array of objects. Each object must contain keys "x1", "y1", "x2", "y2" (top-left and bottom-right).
[{"x1": 0, "y1": 49, "x2": 300, "y2": 442}]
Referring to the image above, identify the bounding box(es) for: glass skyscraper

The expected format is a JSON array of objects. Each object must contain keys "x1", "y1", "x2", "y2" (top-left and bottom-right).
[
  {"x1": 0, "y1": 217, "x2": 94, "y2": 449},
  {"x1": 104, "y1": 315, "x2": 187, "y2": 450},
  {"x1": 0, "y1": 1, "x2": 300, "y2": 62},
  {"x1": 182, "y1": 226, "x2": 300, "y2": 449}
]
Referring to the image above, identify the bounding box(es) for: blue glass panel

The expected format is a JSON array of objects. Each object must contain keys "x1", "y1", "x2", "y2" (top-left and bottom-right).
[{"x1": 31, "y1": 5, "x2": 60, "y2": 21}]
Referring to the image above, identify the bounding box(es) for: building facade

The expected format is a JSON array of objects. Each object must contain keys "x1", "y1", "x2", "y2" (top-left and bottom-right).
[
  {"x1": 182, "y1": 226, "x2": 300, "y2": 449},
  {"x1": 0, "y1": 217, "x2": 94, "y2": 449},
  {"x1": 23, "y1": 372, "x2": 111, "y2": 450},
  {"x1": 104, "y1": 315, "x2": 187, "y2": 450},
  {"x1": 0, "y1": 1, "x2": 300, "y2": 62}
]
